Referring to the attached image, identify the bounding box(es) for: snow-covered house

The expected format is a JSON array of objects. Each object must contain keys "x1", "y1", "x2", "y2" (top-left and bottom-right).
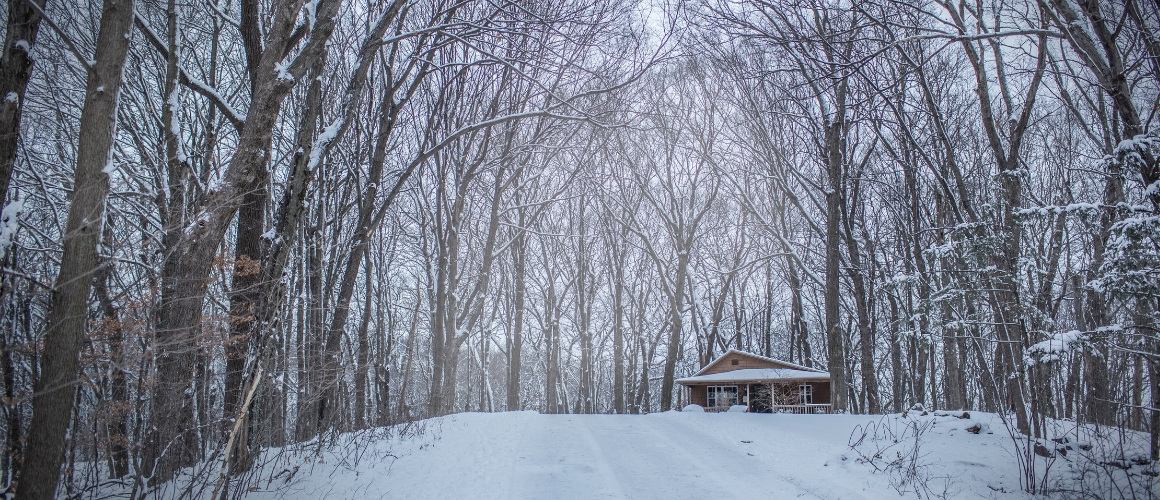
[{"x1": 676, "y1": 350, "x2": 831, "y2": 413}]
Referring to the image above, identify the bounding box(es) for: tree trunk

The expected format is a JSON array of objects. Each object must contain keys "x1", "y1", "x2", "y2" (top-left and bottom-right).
[
  {"x1": 888, "y1": 293, "x2": 904, "y2": 412},
  {"x1": 935, "y1": 187, "x2": 966, "y2": 411},
  {"x1": 611, "y1": 240, "x2": 625, "y2": 414},
  {"x1": 18, "y1": 0, "x2": 135, "y2": 495},
  {"x1": 636, "y1": 337, "x2": 651, "y2": 413},
  {"x1": 1152, "y1": 355, "x2": 1160, "y2": 460},
  {"x1": 354, "y1": 252, "x2": 374, "y2": 429},
  {"x1": 428, "y1": 204, "x2": 447, "y2": 416},
  {"x1": 375, "y1": 279, "x2": 393, "y2": 426},
  {"x1": 370, "y1": 264, "x2": 391, "y2": 426},
  {"x1": 990, "y1": 168, "x2": 1031, "y2": 433},
  {"x1": 1, "y1": 270, "x2": 22, "y2": 488},
  {"x1": 950, "y1": 6, "x2": 1045, "y2": 434},
  {"x1": 297, "y1": 228, "x2": 325, "y2": 439},
  {"x1": 544, "y1": 268, "x2": 559, "y2": 414},
  {"x1": 659, "y1": 249, "x2": 689, "y2": 411},
  {"x1": 823, "y1": 112, "x2": 847, "y2": 413},
  {"x1": 506, "y1": 225, "x2": 526, "y2": 411},
  {"x1": 0, "y1": 0, "x2": 44, "y2": 202},
  {"x1": 575, "y1": 200, "x2": 594, "y2": 413},
  {"x1": 787, "y1": 256, "x2": 810, "y2": 367},
  {"x1": 841, "y1": 182, "x2": 879, "y2": 414},
  {"x1": 763, "y1": 266, "x2": 773, "y2": 358},
  {"x1": 93, "y1": 229, "x2": 128, "y2": 478},
  {"x1": 398, "y1": 288, "x2": 420, "y2": 422},
  {"x1": 223, "y1": 140, "x2": 267, "y2": 470}
]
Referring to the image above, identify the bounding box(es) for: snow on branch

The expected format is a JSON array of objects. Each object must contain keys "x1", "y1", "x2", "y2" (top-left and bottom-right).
[
  {"x1": 0, "y1": 199, "x2": 24, "y2": 262},
  {"x1": 1025, "y1": 330, "x2": 1086, "y2": 365},
  {"x1": 1015, "y1": 203, "x2": 1102, "y2": 217},
  {"x1": 1026, "y1": 325, "x2": 1125, "y2": 366}
]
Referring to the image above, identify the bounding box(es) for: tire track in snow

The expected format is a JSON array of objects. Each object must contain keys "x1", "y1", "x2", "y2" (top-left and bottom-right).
[
  {"x1": 582, "y1": 415, "x2": 736, "y2": 498},
  {"x1": 659, "y1": 414, "x2": 874, "y2": 500},
  {"x1": 504, "y1": 415, "x2": 625, "y2": 499},
  {"x1": 634, "y1": 414, "x2": 815, "y2": 498}
]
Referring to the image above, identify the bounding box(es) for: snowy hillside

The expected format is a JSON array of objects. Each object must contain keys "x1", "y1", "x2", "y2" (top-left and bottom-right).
[{"x1": 128, "y1": 410, "x2": 1150, "y2": 500}]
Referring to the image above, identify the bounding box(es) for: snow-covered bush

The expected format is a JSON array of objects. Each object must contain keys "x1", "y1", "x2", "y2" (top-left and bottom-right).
[{"x1": 681, "y1": 404, "x2": 705, "y2": 412}]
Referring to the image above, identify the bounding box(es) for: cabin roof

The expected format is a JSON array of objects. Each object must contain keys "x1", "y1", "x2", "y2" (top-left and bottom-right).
[
  {"x1": 676, "y1": 367, "x2": 830, "y2": 385},
  {"x1": 690, "y1": 349, "x2": 825, "y2": 377}
]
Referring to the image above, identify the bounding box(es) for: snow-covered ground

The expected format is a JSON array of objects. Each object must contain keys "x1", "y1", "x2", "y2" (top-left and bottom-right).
[
  {"x1": 228, "y1": 411, "x2": 1029, "y2": 499},
  {"x1": 137, "y1": 409, "x2": 1156, "y2": 499}
]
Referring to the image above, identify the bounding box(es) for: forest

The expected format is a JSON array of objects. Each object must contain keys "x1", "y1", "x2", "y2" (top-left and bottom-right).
[{"x1": 0, "y1": 0, "x2": 1158, "y2": 496}]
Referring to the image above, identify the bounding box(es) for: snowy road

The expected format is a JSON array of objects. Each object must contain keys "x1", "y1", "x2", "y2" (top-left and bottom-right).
[
  {"x1": 243, "y1": 410, "x2": 1029, "y2": 499},
  {"x1": 503, "y1": 413, "x2": 847, "y2": 499}
]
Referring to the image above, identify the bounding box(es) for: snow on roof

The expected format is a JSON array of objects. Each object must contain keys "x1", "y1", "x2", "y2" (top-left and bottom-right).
[
  {"x1": 676, "y1": 368, "x2": 830, "y2": 385},
  {"x1": 691, "y1": 349, "x2": 825, "y2": 377}
]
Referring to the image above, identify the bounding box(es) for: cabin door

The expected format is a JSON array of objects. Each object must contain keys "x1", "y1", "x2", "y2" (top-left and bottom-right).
[{"x1": 749, "y1": 383, "x2": 773, "y2": 413}]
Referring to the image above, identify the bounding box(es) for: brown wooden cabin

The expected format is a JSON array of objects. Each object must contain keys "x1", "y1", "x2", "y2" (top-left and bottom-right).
[{"x1": 676, "y1": 350, "x2": 832, "y2": 414}]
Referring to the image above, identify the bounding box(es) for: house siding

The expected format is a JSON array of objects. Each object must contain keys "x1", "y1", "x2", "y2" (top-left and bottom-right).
[{"x1": 690, "y1": 385, "x2": 706, "y2": 407}]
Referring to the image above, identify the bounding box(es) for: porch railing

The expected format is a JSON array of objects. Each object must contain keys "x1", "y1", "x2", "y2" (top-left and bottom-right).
[{"x1": 769, "y1": 404, "x2": 831, "y2": 414}]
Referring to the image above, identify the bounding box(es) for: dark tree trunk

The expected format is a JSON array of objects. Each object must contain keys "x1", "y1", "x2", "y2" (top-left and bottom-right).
[
  {"x1": 297, "y1": 229, "x2": 325, "y2": 439},
  {"x1": 375, "y1": 278, "x2": 393, "y2": 426},
  {"x1": 786, "y1": 257, "x2": 809, "y2": 367},
  {"x1": 506, "y1": 225, "x2": 526, "y2": 411},
  {"x1": 354, "y1": 252, "x2": 374, "y2": 429},
  {"x1": 762, "y1": 267, "x2": 773, "y2": 358},
  {"x1": 841, "y1": 179, "x2": 879, "y2": 414},
  {"x1": 223, "y1": 144, "x2": 267, "y2": 469},
  {"x1": 222, "y1": 0, "x2": 265, "y2": 466},
  {"x1": 1150, "y1": 337, "x2": 1160, "y2": 460},
  {"x1": 397, "y1": 287, "x2": 420, "y2": 423},
  {"x1": 935, "y1": 187, "x2": 966, "y2": 411},
  {"x1": 659, "y1": 249, "x2": 689, "y2": 411},
  {"x1": 888, "y1": 293, "x2": 904, "y2": 412},
  {"x1": 611, "y1": 240, "x2": 625, "y2": 414},
  {"x1": 575, "y1": 200, "x2": 594, "y2": 413},
  {"x1": 93, "y1": 232, "x2": 128, "y2": 478},
  {"x1": 0, "y1": 0, "x2": 44, "y2": 202},
  {"x1": 544, "y1": 267, "x2": 560, "y2": 414},
  {"x1": 18, "y1": 0, "x2": 135, "y2": 495},
  {"x1": 823, "y1": 111, "x2": 847, "y2": 413},
  {"x1": 1, "y1": 272, "x2": 22, "y2": 489}
]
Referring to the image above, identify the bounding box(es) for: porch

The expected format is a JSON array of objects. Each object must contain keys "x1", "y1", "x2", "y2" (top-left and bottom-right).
[{"x1": 769, "y1": 404, "x2": 832, "y2": 414}]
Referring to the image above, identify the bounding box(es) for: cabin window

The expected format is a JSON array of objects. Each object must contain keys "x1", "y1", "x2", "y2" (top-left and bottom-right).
[
  {"x1": 798, "y1": 384, "x2": 813, "y2": 405},
  {"x1": 707, "y1": 386, "x2": 737, "y2": 407}
]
